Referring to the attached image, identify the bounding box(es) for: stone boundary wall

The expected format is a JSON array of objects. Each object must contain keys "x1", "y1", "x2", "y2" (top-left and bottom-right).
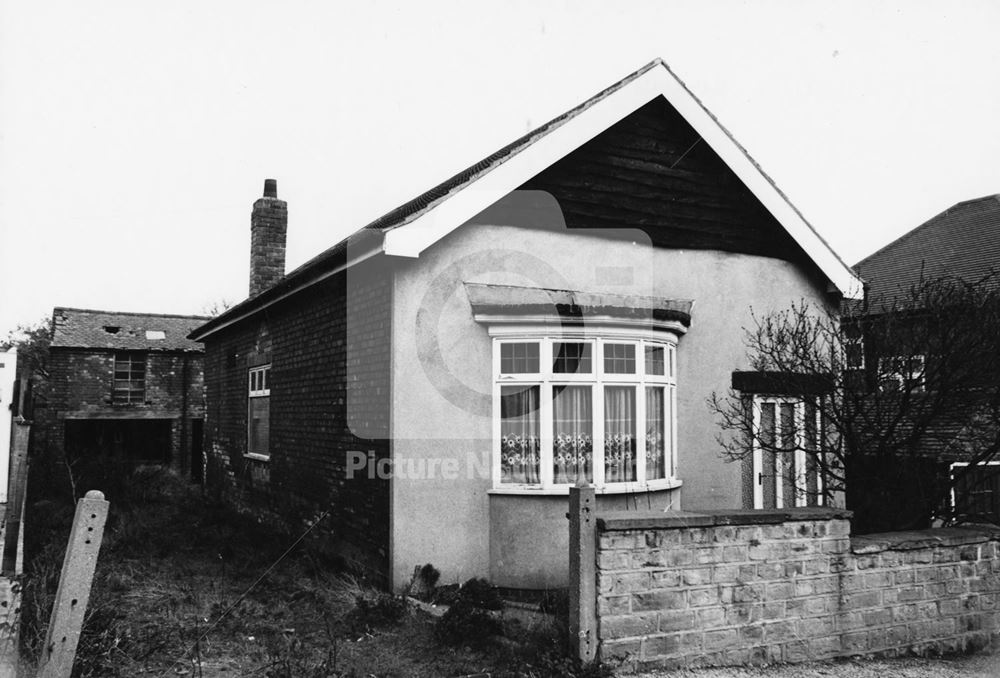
[{"x1": 567, "y1": 487, "x2": 1000, "y2": 670}]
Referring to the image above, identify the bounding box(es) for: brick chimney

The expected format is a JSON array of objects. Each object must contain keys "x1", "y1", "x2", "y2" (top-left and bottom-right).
[{"x1": 249, "y1": 178, "x2": 287, "y2": 297}]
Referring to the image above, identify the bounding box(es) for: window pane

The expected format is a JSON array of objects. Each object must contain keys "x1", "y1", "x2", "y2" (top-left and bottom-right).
[
  {"x1": 604, "y1": 386, "x2": 636, "y2": 482},
  {"x1": 845, "y1": 343, "x2": 864, "y2": 369},
  {"x1": 760, "y1": 402, "x2": 777, "y2": 509},
  {"x1": 553, "y1": 385, "x2": 593, "y2": 484},
  {"x1": 553, "y1": 342, "x2": 592, "y2": 374},
  {"x1": 604, "y1": 343, "x2": 636, "y2": 374},
  {"x1": 249, "y1": 396, "x2": 270, "y2": 456},
  {"x1": 500, "y1": 342, "x2": 540, "y2": 374},
  {"x1": 500, "y1": 385, "x2": 540, "y2": 484},
  {"x1": 113, "y1": 352, "x2": 145, "y2": 404},
  {"x1": 644, "y1": 345, "x2": 665, "y2": 376},
  {"x1": 645, "y1": 386, "x2": 665, "y2": 480},
  {"x1": 804, "y1": 401, "x2": 820, "y2": 506},
  {"x1": 780, "y1": 402, "x2": 797, "y2": 506}
]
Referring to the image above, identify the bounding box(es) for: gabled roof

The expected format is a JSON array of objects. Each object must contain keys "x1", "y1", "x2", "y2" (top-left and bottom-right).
[
  {"x1": 52, "y1": 307, "x2": 209, "y2": 352},
  {"x1": 191, "y1": 59, "x2": 862, "y2": 342},
  {"x1": 855, "y1": 194, "x2": 1000, "y2": 302}
]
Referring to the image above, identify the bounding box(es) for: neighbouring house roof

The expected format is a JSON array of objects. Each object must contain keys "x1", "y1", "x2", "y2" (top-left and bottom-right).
[
  {"x1": 854, "y1": 194, "x2": 1000, "y2": 303},
  {"x1": 51, "y1": 307, "x2": 209, "y2": 352},
  {"x1": 190, "y1": 58, "x2": 862, "y2": 342}
]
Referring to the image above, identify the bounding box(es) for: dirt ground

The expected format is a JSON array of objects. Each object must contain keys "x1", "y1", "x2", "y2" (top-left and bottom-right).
[{"x1": 634, "y1": 651, "x2": 1000, "y2": 678}]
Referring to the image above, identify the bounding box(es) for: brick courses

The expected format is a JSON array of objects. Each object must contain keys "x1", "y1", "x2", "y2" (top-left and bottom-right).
[
  {"x1": 39, "y1": 347, "x2": 205, "y2": 477},
  {"x1": 202, "y1": 258, "x2": 392, "y2": 584},
  {"x1": 588, "y1": 507, "x2": 1000, "y2": 669}
]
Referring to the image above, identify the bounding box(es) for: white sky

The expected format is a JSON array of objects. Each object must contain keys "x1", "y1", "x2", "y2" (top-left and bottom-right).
[{"x1": 1, "y1": 1, "x2": 998, "y2": 333}]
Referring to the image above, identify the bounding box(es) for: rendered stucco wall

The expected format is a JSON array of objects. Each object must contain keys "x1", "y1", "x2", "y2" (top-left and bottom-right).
[{"x1": 388, "y1": 201, "x2": 832, "y2": 590}]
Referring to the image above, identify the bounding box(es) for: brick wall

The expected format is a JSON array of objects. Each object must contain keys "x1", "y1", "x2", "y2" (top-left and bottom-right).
[
  {"x1": 38, "y1": 348, "x2": 204, "y2": 476},
  {"x1": 202, "y1": 257, "x2": 392, "y2": 584},
  {"x1": 249, "y1": 195, "x2": 287, "y2": 298},
  {"x1": 569, "y1": 488, "x2": 1000, "y2": 670}
]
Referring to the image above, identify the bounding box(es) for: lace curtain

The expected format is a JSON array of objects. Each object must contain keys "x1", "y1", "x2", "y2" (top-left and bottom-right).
[
  {"x1": 553, "y1": 385, "x2": 593, "y2": 484},
  {"x1": 500, "y1": 386, "x2": 540, "y2": 483},
  {"x1": 645, "y1": 386, "x2": 665, "y2": 480},
  {"x1": 604, "y1": 386, "x2": 636, "y2": 482}
]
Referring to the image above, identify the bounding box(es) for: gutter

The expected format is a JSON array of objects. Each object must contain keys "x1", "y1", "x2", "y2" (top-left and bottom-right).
[{"x1": 188, "y1": 230, "x2": 384, "y2": 342}]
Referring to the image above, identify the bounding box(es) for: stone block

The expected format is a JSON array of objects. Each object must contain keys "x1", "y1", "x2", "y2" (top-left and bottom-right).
[
  {"x1": 687, "y1": 586, "x2": 719, "y2": 608},
  {"x1": 632, "y1": 590, "x2": 685, "y2": 612},
  {"x1": 694, "y1": 606, "x2": 726, "y2": 628},
  {"x1": 598, "y1": 594, "x2": 630, "y2": 615},
  {"x1": 602, "y1": 612, "x2": 658, "y2": 639},
  {"x1": 642, "y1": 632, "x2": 684, "y2": 658},
  {"x1": 704, "y1": 628, "x2": 739, "y2": 652},
  {"x1": 682, "y1": 567, "x2": 712, "y2": 586},
  {"x1": 659, "y1": 609, "x2": 696, "y2": 632}
]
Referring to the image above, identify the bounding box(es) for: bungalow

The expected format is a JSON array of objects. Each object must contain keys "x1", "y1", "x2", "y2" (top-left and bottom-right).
[{"x1": 189, "y1": 59, "x2": 863, "y2": 591}]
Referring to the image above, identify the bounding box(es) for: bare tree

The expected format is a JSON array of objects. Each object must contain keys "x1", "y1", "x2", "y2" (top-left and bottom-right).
[
  {"x1": 710, "y1": 273, "x2": 1000, "y2": 533},
  {"x1": 201, "y1": 298, "x2": 234, "y2": 317}
]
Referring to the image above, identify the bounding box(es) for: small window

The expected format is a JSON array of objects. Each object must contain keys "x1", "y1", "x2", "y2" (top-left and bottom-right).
[
  {"x1": 553, "y1": 342, "x2": 592, "y2": 374},
  {"x1": 604, "y1": 343, "x2": 636, "y2": 374},
  {"x1": 500, "y1": 342, "x2": 540, "y2": 374},
  {"x1": 248, "y1": 365, "x2": 270, "y2": 397},
  {"x1": 952, "y1": 462, "x2": 1000, "y2": 522},
  {"x1": 879, "y1": 355, "x2": 925, "y2": 393},
  {"x1": 113, "y1": 353, "x2": 146, "y2": 405},
  {"x1": 248, "y1": 365, "x2": 271, "y2": 458},
  {"x1": 145, "y1": 330, "x2": 166, "y2": 340}
]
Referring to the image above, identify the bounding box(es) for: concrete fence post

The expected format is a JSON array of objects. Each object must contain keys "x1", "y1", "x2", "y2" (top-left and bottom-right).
[
  {"x1": 36, "y1": 490, "x2": 109, "y2": 678},
  {"x1": 569, "y1": 483, "x2": 597, "y2": 663}
]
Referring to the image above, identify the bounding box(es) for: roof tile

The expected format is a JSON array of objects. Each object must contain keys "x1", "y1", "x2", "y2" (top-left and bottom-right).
[{"x1": 51, "y1": 308, "x2": 209, "y2": 352}]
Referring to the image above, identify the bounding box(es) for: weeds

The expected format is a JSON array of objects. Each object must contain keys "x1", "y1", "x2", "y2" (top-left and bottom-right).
[
  {"x1": 347, "y1": 590, "x2": 408, "y2": 633},
  {"x1": 19, "y1": 468, "x2": 609, "y2": 677}
]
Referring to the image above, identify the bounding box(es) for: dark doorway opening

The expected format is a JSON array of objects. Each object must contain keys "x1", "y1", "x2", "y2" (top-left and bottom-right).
[
  {"x1": 190, "y1": 418, "x2": 204, "y2": 484},
  {"x1": 64, "y1": 419, "x2": 172, "y2": 466}
]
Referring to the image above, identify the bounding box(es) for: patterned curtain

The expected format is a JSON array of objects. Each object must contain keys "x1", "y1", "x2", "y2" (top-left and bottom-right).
[
  {"x1": 553, "y1": 385, "x2": 593, "y2": 484},
  {"x1": 500, "y1": 385, "x2": 540, "y2": 484},
  {"x1": 645, "y1": 386, "x2": 665, "y2": 480},
  {"x1": 604, "y1": 386, "x2": 636, "y2": 483}
]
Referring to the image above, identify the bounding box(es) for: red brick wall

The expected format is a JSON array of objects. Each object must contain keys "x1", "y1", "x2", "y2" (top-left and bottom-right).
[
  {"x1": 202, "y1": 259, "x2": 393, "y2": 584},
  {"x1": 581, "y1": 506, "x2": 1000, "y2": 669}
]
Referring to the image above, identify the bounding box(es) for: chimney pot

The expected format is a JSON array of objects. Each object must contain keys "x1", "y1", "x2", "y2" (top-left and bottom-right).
[{"x1": 263, "y1": 178, "x2": 278, "y2": 198}]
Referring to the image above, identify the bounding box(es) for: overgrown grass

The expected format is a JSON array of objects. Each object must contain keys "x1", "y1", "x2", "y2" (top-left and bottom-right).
[{"x1": 18, "y1": 466, "x2": 614, "y2": 676}]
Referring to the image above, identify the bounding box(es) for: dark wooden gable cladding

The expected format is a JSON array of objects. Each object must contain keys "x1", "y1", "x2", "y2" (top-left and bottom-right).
[{"x1": 519, "y1": 96, "x2": 813, "y2": 267}]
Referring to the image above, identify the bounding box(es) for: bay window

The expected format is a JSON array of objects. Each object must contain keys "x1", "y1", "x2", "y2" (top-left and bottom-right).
[{"x1": 494, "y1": 335, "x2": 677, "y2": 491}]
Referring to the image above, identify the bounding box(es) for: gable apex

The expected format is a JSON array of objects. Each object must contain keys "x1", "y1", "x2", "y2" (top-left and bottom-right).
[{"x1": 380, "y1": 59, "x2": 862, "y2": 299}]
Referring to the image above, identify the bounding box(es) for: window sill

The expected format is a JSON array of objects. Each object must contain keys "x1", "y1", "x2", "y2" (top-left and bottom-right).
[
  {"x1": 243, "y1": 453, "x2": 270, "y2": 462},
  {"x1": 488, "y1": 478, "x2": 682, "y2": 496}
]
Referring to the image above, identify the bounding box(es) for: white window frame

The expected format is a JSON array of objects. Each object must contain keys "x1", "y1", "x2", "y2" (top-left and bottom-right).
[
  {"x1": 247, "y1": 364, "x2": 271, "y2": 460},
  {"x1": 949, "y1": 461, "x2": 1000, "y2": 518},
  {"x1": 490, "y1": 326, "x2": 680, "y2": 494},
  {"x1": 751, "y1": 395, "x2": 824, "y2": 509}
]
